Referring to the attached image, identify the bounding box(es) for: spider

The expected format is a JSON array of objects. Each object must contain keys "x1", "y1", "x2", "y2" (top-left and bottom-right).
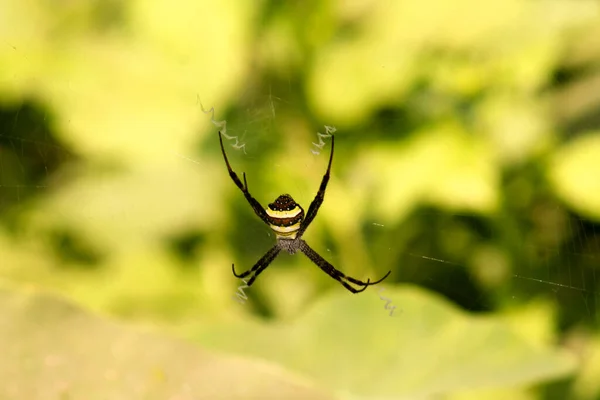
[{"x1": 218, "y1": 131, "x2": 391, "y2": 293}]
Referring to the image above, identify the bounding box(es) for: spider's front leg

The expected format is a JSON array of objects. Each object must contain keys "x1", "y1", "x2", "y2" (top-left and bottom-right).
[
  {"x1": 297, "y1": 135, "x2": 334, "y2": 238},
  {"x1": 218, "y1": 132, "x2": 271, "y2": 226}
]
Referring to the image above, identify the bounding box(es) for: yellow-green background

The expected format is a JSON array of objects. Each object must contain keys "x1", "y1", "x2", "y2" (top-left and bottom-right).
[{"x1": 1, "y1": 1, "x2": 600, "y2": 399}]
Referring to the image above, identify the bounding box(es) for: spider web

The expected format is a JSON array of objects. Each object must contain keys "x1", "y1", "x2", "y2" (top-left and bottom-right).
[
  {"x1": 396, "y1": 212, "x2": 600, "y2": 324},
  {"x1": 0, "y1": 98, "x2": 599, "y2": 328}
]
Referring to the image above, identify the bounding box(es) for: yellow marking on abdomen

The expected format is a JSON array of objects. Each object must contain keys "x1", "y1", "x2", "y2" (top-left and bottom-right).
[
  {"x1": 266, "y1": 206, "x2": 302, "y2": 219},
  {"x1": 270, "y1": 222, "x2": 301, "y2": 239}
]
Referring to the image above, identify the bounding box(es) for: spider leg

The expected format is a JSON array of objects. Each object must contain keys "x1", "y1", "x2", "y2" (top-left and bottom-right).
[
  {"x1": 297, "y1": 135, "x2": 334, "y2": 237},
  {"x1": 218, "y1": 132, "x2": 270, "y2": 225},
  {"x1": 231, "y1": 244, "x2": 281, "y2": 286},
  {"x1": 299, "y1": 240, "x2": 390, "y2": 293},
  {"x1": 345, "y1": 270, "x2": 391, "y2": 287}
]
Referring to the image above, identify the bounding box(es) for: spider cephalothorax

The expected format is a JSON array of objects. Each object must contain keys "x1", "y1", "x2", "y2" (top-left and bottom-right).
[{"x1": 218, "y1": 131, "x2": 390, "y2": 293}]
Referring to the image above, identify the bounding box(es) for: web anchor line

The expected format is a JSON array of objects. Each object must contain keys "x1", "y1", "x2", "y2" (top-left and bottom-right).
[
  {"x1": 0, "y1": 184, "x2": 47, "y2": 188},
  {"x1": 513, "y1": 274, "x2": 595, "y2": 294},
  {"x1": 311, "y1": 125, "x2": 336, "y2": 155},
  {"x1": 198, "y1": 98, "x2": 246, "y2": 154}
]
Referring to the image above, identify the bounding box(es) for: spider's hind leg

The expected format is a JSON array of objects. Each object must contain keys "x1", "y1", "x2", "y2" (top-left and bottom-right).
[
  {"x1": 231, "y1": 244, "x2": 281, "y2": 286},
  {"x1": 232, "y1": 264, "x2": 248, "y2": 278},
  {"x1": 299, "y1": 240, "x2": 391, "y2": 293},
  {"x1": 345, "y1": 270, "x2": 391, "y2": 288}
]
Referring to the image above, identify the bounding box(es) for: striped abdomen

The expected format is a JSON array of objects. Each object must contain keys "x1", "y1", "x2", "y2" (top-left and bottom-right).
[{"x1": 266, "y1": 194, "x2": 304, "y2": 239}]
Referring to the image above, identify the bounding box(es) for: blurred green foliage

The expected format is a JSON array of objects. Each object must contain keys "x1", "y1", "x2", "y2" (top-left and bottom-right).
[{"x1": 1, "y1": 0, "x2": 600, "y2": 399}]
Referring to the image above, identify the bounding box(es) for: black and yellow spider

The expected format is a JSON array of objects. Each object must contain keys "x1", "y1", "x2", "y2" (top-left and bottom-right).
[{"x1": 218, "y1": 131, "x2": 391, "y2": 293}]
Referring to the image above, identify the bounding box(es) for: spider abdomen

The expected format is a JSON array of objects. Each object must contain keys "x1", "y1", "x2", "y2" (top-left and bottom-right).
[{"x1": 266, "y1": 194, "x2": 304, "y2": 239}]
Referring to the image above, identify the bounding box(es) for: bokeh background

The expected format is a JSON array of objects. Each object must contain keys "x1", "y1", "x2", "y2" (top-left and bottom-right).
[{"x1": 1, "y1": 0, "x2": 600, "y2": 399}]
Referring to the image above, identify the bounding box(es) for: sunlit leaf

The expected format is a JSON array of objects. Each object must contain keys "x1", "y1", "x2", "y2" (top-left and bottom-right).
[{"x1": 547, "y1": 132, "x2": 600, "y2": 220}]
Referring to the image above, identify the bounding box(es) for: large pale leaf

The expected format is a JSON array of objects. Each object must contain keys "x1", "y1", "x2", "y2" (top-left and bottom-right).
[
  {"x1": 191, "y1": 285, "x2": 576, "y2": 399},
  {"x1": 0, "y1": 285, "x2": 336, "y2": 400}
]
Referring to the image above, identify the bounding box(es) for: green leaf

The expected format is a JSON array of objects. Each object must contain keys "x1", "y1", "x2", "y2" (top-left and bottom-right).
[
  {"x1": 191, "y1": 285, "x2": 576, "y2": 399},
  {"x1": 0, "y1": 285, "x2": 336, "y2": 400},
  {"x1": 547, "y1": 132, "x2": 600, "y2": 220}
]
